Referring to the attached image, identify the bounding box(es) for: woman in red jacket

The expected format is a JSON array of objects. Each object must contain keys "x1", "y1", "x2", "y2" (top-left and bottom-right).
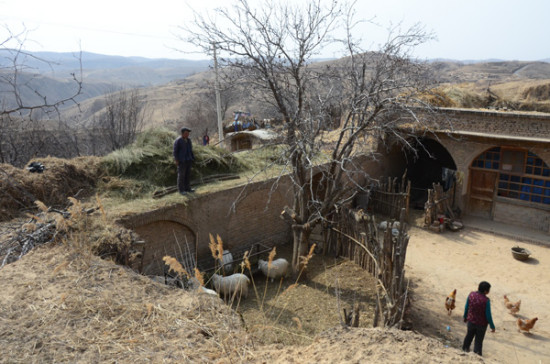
[{"x1": 462, "y1": 281, "x2": 496, "y2": 356}]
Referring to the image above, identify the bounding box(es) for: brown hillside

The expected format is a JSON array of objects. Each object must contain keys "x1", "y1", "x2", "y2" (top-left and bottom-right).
[{"x1": 58, "y1": 57, "x2": 550, "y2": 132}]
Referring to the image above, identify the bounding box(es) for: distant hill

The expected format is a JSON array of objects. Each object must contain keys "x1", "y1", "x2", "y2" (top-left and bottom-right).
[
  {"x1": 0, "y1": 50, "x2": 212, "y2": 87},
  {"x1": 0, "y1": 50, "x2": 213, "y2": 115},
  {"x1": 428, "y1": 60, "x2": 550, "y2": 83},
  {"x1": 2, "y1": 50, "x2": 550, "y2": 133}
]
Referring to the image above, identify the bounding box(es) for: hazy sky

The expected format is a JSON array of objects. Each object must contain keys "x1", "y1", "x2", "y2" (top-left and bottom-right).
[{"x1": 1, "y1": 0, "x2": 549, "y2": 61}]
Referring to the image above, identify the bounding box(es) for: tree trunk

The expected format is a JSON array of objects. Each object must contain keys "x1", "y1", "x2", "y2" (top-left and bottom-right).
[{"x1": 291, "y1": 224, "x2": 311, "y2": 276}]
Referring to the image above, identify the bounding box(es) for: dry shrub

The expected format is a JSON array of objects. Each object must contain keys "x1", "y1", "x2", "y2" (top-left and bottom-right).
[
  {"x1": 417, "y1": 89, "x2": 457, "y2": 107},
  {"x1": 163, "y1": 255, "x2": 190, "y2": 278},
  {"x1": 89, "y1": 223, "x2": 141, "y2": 266},
  {"x1": 208, "y1": 233, "x2": 224, "y2": 261},
  {"x1": 518, "y1": 101, "x2": 550, "y2": 113},
  {"x1": 96, "y1": 176, "x2": 149, "y2": 199},
  {"x1": 0, "y1": 156, "x2": 102, "y2": 222},
  {"x1": 522, "y1": 82, "x2": 550, "y2": 101}
]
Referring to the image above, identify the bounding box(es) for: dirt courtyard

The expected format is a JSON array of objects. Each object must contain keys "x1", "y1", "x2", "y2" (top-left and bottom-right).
[{"x1": 405, "y1": 224, "x2": 550, "y2": 363}]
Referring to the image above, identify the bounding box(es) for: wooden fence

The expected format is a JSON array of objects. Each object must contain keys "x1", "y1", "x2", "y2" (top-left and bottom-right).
[
  {"x1": 368, "y1": 176, "x2": 411, "y2": 221},
  {"x1": 320, "y1": 206, "x2": 410, "y2": 328}
]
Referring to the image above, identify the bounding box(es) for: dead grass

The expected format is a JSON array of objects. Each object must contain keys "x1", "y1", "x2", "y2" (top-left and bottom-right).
[
  {"x1": 432, "y1": 79, "x2": 550, "y2": 112},
  {"x1": 0, "y1": 244, "x2": 250, "y2": 363},
  {"x1": 0, "y1": 156, "x2": 102, "y2": 222},
  {"x1": 237, "y1": 244, "x2": 377, "y2": 346},
  {"x1": 0, "y1": 207, "x2": 252, "y2": 363},
  {"x1": 0, "y1": 204, "x2": 379, "y2": 362}
]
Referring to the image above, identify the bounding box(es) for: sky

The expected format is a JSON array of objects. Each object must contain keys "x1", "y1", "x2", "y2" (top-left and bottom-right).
[{"x1": 1, "y1": 0, "x2": 549, "y2": 62}]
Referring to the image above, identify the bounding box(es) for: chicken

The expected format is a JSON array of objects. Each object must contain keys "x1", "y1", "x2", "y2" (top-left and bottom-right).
[
  {"x1": 504, "y1": 295, "x2": 521, "y2": 315},
  {"x1": 445, "y1": 289, "x2": 457, "y2": 316},
  {"x1": 517, "y1": 317, "x2": 538, "y2": 333}
]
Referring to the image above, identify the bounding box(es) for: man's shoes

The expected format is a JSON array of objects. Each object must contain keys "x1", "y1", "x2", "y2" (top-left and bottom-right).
[
  {"x1": 179, "y1": 191, "x2": 187, "y2": 195},
  {"x1": 186, "y1": 189, "x2": 195, "y2": 193}
]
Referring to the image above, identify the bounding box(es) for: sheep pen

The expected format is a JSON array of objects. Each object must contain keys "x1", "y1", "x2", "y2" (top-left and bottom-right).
[{"x1": 236, "y1": 243, "x2": 378, "y2": 346}]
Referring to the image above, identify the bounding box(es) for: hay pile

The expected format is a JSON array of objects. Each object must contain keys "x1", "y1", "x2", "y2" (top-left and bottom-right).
[
  {"x1": 100, "y1": 127, "x2": 245, "y2": 188},
  {"x1": 0, "y1": 243, "x2": 250, "y2": 363},
  {"x1": 0, "y1": 156, "x2": 101, "y2": 222}
]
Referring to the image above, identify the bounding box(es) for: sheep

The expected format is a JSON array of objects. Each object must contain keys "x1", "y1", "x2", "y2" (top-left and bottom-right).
[
  {"x1": 211, "y1": 273, "x2": 250, "y2": 300},
  {"x1": 258, "y1": 258, "x2": 290, "y2": 282},
  {"x1": 188, "y1": 277, "x2": 219, "y2": 296},
  {"x1": 199, "y1": 286, "x2": 219, "y2": 296},
  {"x1": 379, "y1": 220, "x2": 400, "y2": 230},
  {"x1": 219, "y1": 249, "x2": 233, "y2": 274}
]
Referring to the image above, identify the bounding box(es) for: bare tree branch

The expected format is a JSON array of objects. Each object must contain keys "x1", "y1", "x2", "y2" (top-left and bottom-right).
[{"x1": 182, "y1": 0, "x2": 439, "y2": 274}]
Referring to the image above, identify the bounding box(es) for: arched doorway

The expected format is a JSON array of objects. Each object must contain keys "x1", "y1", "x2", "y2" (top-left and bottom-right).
[
  {"x1": 134, "y1": 220, "x2": 195, "y2": 276},
  {"x1": 468, "y1": 146, "x2": 550, "y2": 218},
  {"x1": 396, "y1": 138, "x2": 457, "y2": 209}
]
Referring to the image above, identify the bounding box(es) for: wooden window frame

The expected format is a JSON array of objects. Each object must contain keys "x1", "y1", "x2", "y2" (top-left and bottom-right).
[{"x1": 471, "y1": 146, "x2": 550, "y2": 205}]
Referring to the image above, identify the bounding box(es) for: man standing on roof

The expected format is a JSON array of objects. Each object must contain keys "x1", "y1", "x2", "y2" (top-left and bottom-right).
[{"x1": 173, "y1": 126, "x2": 195, "y2": 195}]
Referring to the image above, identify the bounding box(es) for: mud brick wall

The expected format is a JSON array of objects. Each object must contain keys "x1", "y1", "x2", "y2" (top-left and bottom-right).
[
  {"x1": 119, "y1": 156, "x2": 385, "y2": 276},
  {"x1": 120, "y1": 178, "x2": 295, "y2": 275},
  {"x1": 494, "y1": 201, "x2": 550, "y2": 233}
]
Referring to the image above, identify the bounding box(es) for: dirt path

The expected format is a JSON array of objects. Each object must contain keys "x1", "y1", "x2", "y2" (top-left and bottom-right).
[{"x1": 406, "y1": 225, "x2": 550, "y2": 363}]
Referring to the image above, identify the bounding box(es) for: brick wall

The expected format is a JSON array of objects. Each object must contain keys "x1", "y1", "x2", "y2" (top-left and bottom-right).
[
  {"x1": 494, "y1": 201, "x2": 550, "y2": 232},
  {"x1": 421, "y1": 108, "x2": 550, "y2": 137},
  {"x1": 133, "y1": 220, "x2": 195, "y2": 275},
  {"x1": 119, "y1": 177, "x2": 295, "y2": 275},
  {"x1": 119, "y1": 157, "x2": 385, "y2": 276}
]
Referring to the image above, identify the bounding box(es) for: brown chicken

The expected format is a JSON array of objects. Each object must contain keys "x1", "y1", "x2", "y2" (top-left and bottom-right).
[
  {"x1": 504, "y1": 295, "x2": 521, "y2": 315},
  {"x1": 517, "y1": 317, "x2": 538, "y2": 333},
  {"x1": 445, "y1": 289, "x2": 457, "y2": 316}
]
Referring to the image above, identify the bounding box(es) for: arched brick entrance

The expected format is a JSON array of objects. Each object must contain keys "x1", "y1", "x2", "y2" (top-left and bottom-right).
[{"x1": 134, "y1": 220, "x2": 195, "y2": 275}]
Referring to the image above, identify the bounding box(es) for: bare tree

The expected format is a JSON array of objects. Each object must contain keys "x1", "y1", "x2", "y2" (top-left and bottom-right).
[
  {"x1": 95, "y1": 88, "x2": 146, "y2": 151},
  {"x1": 178, "y1": 73, "x2": 243, "y2": 141},
  {"x1": 0, "y1": 26, "x2": 82, "y2": 118},
  {"x1": 183, "y1": 0, "x2": 436, "y2": 274},
  {"x1": 182, "y1": 96, "x2": 217, "y2": 138},
  {"x1": 0, "y1": 25, "x2": 84, "y2": 165}
]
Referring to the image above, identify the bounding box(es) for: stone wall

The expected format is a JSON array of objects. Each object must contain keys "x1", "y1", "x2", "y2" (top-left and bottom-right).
[{"x1": 423, "y1": 108, "x2": 550, "y2": 137}]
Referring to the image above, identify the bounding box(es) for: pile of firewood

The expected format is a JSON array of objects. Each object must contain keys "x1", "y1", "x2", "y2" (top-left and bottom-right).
[
  {"x1": 0, "y1": 206, "x2": 98, "y2": 269},
  {"x1": 424, "y1": 183, "x2": 463, "y2": 232}
]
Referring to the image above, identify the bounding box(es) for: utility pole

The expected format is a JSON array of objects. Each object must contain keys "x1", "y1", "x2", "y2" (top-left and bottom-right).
[{"x1": 213, "y1": 43, "x2": 223, "y2": 146}]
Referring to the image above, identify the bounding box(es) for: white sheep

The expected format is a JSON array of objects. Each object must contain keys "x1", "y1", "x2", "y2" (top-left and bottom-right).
[
  {"x1": 379, "y1": 220, "x2": 400, "y2": 230},
  {"x1": 199, "y1": 286, "x2": 219, "y2": 296},
  {"x1": 188, "y1": 277, "x2": 219, "y2": 296},
  {"x1": 211, "y1": 273, "x2": 250, "y2": 300},
  {"x1": 258, "y1": 258, "x2": 289, "y2": 282},
  {"x1": 219, "y1": 250, "x2": 233, "y2": 273}
]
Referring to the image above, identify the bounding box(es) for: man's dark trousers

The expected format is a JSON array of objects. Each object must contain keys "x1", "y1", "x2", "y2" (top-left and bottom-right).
[{"x1": 178, "y1": 161, "x2": 192, "y2": 192}]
